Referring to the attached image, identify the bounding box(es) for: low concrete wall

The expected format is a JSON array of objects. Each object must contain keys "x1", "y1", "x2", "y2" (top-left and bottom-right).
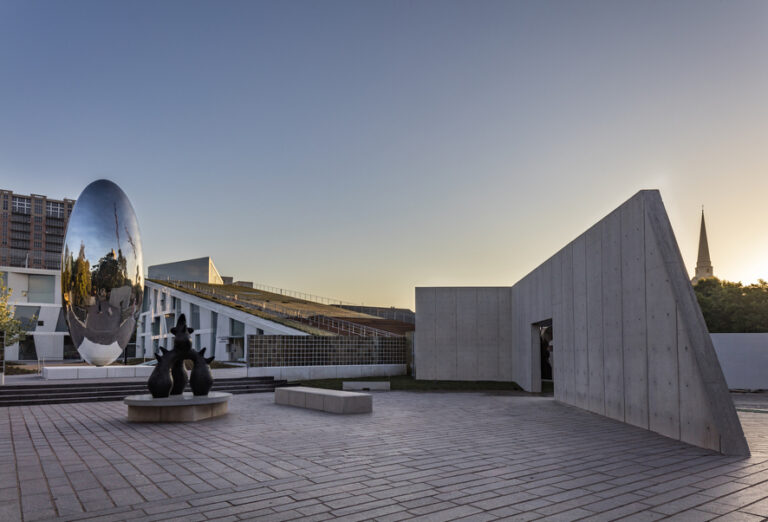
[
  {"x1": 248, "y1": 364, "x2": 406, "y2": 381},
  {"x1": 43, "y1": 366, "x2": 155, "y2": 380},
  {"x1": 712, "y1": 333, "x2": 768, "y2": 390}
]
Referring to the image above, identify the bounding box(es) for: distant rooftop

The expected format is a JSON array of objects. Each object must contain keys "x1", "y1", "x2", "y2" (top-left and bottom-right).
[
  {"x1": 148, "y1": 257, "x2": 223, "y2": 284},
  {"x1": 150, "y1": 279, "x2": 412, "y2": 337}
]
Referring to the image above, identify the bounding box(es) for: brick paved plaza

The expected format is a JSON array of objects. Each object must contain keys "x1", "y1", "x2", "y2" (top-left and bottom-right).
[{"x1": 2, "y1": 391, "x2": 768, "y2": 521}]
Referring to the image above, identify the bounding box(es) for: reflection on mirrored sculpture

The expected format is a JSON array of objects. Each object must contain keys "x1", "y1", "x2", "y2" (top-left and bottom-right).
[{"x1": 61, "y1": 180, "x2": 143, "y2": 366}]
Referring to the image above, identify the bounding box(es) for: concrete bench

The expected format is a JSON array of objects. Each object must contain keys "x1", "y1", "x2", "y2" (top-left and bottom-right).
[
  {"x1": 275, "y1": 386, "x2": 372, "y2": 414},
  {"x1": 343, "y1": 381, "x2": 390, "y2": 391}
]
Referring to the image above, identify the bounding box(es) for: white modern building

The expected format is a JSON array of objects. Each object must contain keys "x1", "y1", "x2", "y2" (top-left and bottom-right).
[
  {"x1": 1, "y1": 266, "x2": 73, "y2": 360},
  {"x1": 148, "y1": 256, "x2": 224, "y2": 285},
  {"x1": 137, "y1": 280, "x2": 308, "y2": 362}
]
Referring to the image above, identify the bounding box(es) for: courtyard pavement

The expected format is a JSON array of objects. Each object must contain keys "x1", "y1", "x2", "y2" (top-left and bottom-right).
[{"x1": 2, "y1": 391, "x2": 768, "y2": 521}]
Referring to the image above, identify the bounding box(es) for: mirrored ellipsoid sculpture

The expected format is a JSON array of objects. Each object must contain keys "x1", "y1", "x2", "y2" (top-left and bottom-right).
[{"x1": 61, "y1": 179, "x2": 144, "y2": 366}]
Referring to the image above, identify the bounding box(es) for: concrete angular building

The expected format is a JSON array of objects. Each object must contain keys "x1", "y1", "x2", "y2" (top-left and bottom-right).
[{"x1": 415, "y1": 191, "x2": 748, "y2": 455}]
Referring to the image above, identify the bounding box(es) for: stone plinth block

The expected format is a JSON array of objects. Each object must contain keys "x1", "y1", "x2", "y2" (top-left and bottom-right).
[
  {"x1": 275, "y1": 386, "x2": 372, "y2": 414},
  {"x1": 124, "y1": 392, "x2": 232, "y2": 422}
]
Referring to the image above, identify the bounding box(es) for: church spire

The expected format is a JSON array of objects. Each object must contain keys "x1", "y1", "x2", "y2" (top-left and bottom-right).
[{"x1": 692, "y1": 208, "x2": 714, "y2": 284}]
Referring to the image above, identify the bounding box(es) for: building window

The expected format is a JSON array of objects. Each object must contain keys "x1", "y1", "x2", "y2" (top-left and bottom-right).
[
  {"x1": 34, "y1": 201, "x2": 42, "y2": 214},
  {"x1": 46, "y1": 201, "x2": 65, "y2": 218},
  {"x1": 14, "y1": 306, "x2": 41, "y2": 330},
  {"x1": 28, "y1": 274, "x2": 55, "y2": 303},
  {"x1": 230, "y1": 318, "x2": 244, "y2": 337},
  {"x1": 190, "y1": 303, "x2": 200, "y2": 329},
  {"x1": 257, "y1": 328, "x2": 264, "y2": 335},
  {"x1": 142, "y1": 290, "x2": 151, "y2": 313},
  {"x1": 12, "y1": 197, "x2": 30, "y2": 214},
  {"x1": 210, "y1": 311, "x2": 218, "y2": 354}
]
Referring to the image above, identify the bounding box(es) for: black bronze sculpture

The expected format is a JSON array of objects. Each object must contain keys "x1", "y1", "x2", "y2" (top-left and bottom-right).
[
  {"x1": 170, "y1": 316, "x2": 193, "y2": 395},
  {"x1": 146, "y1": 314, "x2": 216, "y2": 398},
  {"x1": 147, "y1": 347, "x2": 174, "y2": 398},
  {"x1": 190, "y1": 347, "x2": 215, "y2": 396}
]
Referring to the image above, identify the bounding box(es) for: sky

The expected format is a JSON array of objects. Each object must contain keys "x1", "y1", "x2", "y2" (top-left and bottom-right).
[{"x1": 1, "y1": 1, "x2": 767, "y2": 309}]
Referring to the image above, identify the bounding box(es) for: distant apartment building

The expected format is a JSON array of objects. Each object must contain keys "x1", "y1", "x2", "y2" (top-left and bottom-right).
[
  {"x1": 1, "y1": 189, "x2": 76, "y2": 361},
  {"x1": 0, "y1": 189, "x2": 75, "y2": 270}
]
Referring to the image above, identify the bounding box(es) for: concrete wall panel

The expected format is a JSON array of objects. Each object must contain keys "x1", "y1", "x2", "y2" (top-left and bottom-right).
[
  {"x1": 510, "y1": 284, "x2": 527, "y2": 390},
  {"x1": 415, "y1": 287, "x2": 512, "y2": 382},
  {"x1": 549, "y1": 251, "x2": 564, "y2": 402},
  {"x1": 620, "y1": 194, "x2": 648, "y2": 429},
  {"x1": 572, "y1": 234, "x2": 589, "y2": 410},
  {"x1": 477, "y1": 288, "x2": 500, "y2": 381},
  {"x1": 645, "y1": 193, "x2": 747, "y2": 455},
  {"x1": 645, "y1": 211, "x2": 680, "y2": 440},
  {"x1": 456, "y1": 288, "x2": 478, "y2": 381},
  {"x1": 556, "y1": 247, "x2": 574, "y2": 404},
  {"x1": 601, "y1": 209, "x2": 624, "y2": 421},
  {"x1": 434, "y1": 288, "x2": 457, "y2": 380},
  {"x1": 415, "y1": 288, "x2": 437, "y2": 380},
  {"x1": 677, "y1": 311, "x2": 719, "y2": 451},
  {"x1": 498, "y1": 288, "x2": 514, "y2": 382},
  {"x1": 585, "y1": 224, "x2": 605, "y2": 416}
]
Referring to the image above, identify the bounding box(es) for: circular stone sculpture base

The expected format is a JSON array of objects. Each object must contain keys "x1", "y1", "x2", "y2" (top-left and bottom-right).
[{"x1": 124, "y1": 392, "x2": 232, "y2": 422}]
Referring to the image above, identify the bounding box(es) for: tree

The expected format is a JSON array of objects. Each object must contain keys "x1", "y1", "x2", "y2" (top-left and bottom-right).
[
  {"x1": 1, "y1": 281, "x2": 28, "y2": 361},
  {"x1": 70, "y1": 243, "x2": 92, "y2": 308},
  {"x1": 694, "y1": 278, "x2": 768, "y2": 333}
]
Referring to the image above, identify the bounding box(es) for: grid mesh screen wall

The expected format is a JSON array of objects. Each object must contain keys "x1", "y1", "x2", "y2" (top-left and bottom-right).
[{"x1": 248, "y1": 336, "x2": 406, "y2": 367}]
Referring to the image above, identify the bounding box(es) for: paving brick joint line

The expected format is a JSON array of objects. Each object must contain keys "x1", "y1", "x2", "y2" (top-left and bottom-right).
[{"x1": 2, "y1": 391, "x2": 768, "y2": 521}]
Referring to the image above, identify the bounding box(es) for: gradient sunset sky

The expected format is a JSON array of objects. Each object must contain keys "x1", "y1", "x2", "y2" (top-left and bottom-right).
[{"x1": 2, "y1": 1, "x2": 766, "y2": 309}]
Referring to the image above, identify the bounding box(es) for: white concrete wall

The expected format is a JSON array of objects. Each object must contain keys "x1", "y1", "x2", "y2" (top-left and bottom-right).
[
  {"x1": 414, "y1": 191, "x2": 748, "y2": 455},
  {"x1": 414, "y1": 287, "x2": 512, "y2": 382},
  {"x1": 2, "y1": 266, "x2": 66, "y2": 360},
  {"x1": 712, "y1": 333, "x2": 768, "y2": 390}
]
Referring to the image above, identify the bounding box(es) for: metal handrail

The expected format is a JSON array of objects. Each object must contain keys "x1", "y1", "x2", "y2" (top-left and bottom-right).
[{"x1": 241, "y1": 283, "x2": 414, "y2": 323}]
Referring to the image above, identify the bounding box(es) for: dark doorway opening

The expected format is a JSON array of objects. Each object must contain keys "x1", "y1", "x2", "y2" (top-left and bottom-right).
[
  {"x1": 63, "y1": 335, "x2": 79, "y2": 360},
  {"x1": 532, "y1": 319, "x2": 553, "y2": 394},
  {"x1": 18, "y1": 337, "x2": 37, "y2": 360}
]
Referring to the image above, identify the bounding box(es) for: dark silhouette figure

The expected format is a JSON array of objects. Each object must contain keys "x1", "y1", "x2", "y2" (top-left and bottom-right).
[
  {"x1": 146, "y1": 314, "x2": 216, "y2": 398},
  {"x1": 540, "y1": 326, "x2": 553, "y2": 380},
  {"x1": 147, "y1": 347, "x2": 174, "y2": 398},
  {"x1": 169, "y1": 315, "x2": 194, "y2": 395}
]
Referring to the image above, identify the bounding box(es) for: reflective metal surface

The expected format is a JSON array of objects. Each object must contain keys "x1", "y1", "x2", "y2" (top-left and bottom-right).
[{"x1": 61, "y1": 180, "x2": 143, "y2": 366}]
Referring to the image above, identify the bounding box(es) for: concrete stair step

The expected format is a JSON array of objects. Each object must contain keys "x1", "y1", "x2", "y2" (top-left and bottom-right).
[{"x1": 0, "y1": 376, "x2": 286, "y2": 407}]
